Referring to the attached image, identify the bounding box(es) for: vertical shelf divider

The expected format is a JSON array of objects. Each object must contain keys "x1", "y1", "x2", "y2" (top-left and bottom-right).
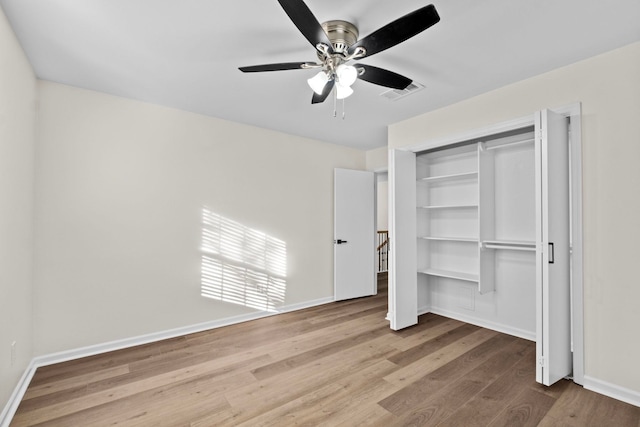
[{"x1": 478, "y1": 142, "x2": 496, "y2": 294}]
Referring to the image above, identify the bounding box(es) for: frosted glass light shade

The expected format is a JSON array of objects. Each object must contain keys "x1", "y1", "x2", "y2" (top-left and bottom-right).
[
  {"x1": 336, "y1": 85, "x2": 354, "y2": 99},
  {"x1": 336, "y1": 64, "x2": 358, "y2": 87},
  {"x1": 307, "y1": 71, "x2": 329, "y2": 95}
]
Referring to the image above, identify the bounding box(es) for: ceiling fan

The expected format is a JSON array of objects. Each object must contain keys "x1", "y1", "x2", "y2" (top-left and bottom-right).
[{"x1": 239, "y1": 0, "x2": 440, "y2": 105}]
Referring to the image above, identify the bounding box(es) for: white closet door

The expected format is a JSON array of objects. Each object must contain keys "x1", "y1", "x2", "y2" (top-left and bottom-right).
[
  {"x1": 389, "y1": 149, "x2": 417, "y2": 330},
  {"x1": 334, "y1": 168, "x2": 375, "y2": 301},
  {"x1": 535, "y1": 109, "x2": 572, "y2": 386}
]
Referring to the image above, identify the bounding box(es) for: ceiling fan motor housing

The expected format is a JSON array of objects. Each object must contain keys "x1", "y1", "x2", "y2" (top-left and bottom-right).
[{"x1": 321, "y1": 20, "x2": 359, "y2": 55}]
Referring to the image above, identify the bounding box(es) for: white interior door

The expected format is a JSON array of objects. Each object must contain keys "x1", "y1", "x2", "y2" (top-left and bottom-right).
[
  {"x1": 389, "y1": 149, "x2": 418, "y2": 330},
  {"x1": 535, "y1": 109, "x2": 572, "y2": 385},
  {"x1": 334, "y1": 168, "x2": 375, "y2": 301}
]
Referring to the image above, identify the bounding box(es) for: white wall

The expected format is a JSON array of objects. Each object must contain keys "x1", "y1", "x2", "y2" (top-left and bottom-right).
[
  {"x1": 390, "y1": 41, "x2": 640, "y2": 394},
  {"x1": 0, "y1": 6, "x2": 36, "y2": 409},
  {"x1": 366, "y1": 146, "x2": 388, "y2": 172},
  {"x1": 33, "y1": 82, "x2": 365, "y2": 355},
  {"x1": 376, "y1": 173, "x2": 388, "y2": 231}
]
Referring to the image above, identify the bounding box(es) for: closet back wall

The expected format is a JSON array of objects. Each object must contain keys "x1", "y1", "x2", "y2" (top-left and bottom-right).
[
  {"x1": 389, "y1": 42, "x2": 640, "y2": 396},
  {"x1": 34, "y1": 81, "x2": 365, "y2": 356}
]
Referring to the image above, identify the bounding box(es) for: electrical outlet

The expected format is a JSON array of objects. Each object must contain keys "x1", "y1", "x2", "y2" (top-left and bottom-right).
[{"x1": 11, "y1": 341, "x2": 16, "y2": 366}]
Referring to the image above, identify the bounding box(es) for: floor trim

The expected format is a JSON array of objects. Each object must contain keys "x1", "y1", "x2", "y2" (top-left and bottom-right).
[
  {"x1": 0, "y1": 296, "x2": 333, "y2": 426},
  {"x1": 583, "y1": 376, "x2": 640, "y2": 408},
  {"x1": 0, "y1": 359, "x2": 37, "y2": 427},
  {"x1": 419, "y1": 305, "x2": 536, "y2": 342}
]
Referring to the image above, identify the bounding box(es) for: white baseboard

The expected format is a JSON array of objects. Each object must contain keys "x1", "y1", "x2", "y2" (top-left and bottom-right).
[
  {"x1": 0, "y1": 296, "x2": 333, "y2": 426},
  {"x1": 0, "y1": 359, "x2": 37, "y2": 427},
  {"x1": 583, "y1": 376, "x2": 640, "y2": 408},
  {"x1": 418, "y1": 305, "x2": 536, "y2": 342}
]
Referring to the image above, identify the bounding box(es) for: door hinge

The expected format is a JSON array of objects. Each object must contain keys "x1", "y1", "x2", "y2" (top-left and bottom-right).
[{"x1": 538, "y1": 357, "x2": 546, "y2": 367}]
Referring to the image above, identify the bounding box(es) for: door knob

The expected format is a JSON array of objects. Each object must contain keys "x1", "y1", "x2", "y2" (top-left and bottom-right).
[{"x1": 334, "y1": 239, "x2": 348, "y2": 244}]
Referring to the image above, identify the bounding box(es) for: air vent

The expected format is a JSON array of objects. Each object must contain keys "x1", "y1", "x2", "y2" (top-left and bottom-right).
[{"x1": 380, "y1": 82, "x2": 425, "y2": 101}]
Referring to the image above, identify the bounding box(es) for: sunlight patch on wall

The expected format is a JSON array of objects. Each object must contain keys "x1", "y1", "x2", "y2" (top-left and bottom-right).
[{"x1": 201, "y1": 208, "x2": 286, "y2": 311}]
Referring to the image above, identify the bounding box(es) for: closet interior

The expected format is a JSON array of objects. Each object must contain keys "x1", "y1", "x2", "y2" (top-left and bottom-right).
[
  {"x1": 389, "y1": 108, "x2": 579, "y2": 386},
  {"x1": 415, "y1": 129, "x2": 537, "y2": 339}
]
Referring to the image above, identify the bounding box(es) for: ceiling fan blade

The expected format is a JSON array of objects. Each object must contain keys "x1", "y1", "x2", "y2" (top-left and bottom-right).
[
  {"x1": 311, "y1": 79, "x2": 335, "y2": 104},
  {"x1": 277, "y1": 0, "x2": 334, "y2": 53},
  {"x1": 348, "y1": 4, "x2": 440, "y2": 58},
  {"x1": 356, "y1": 64, "x2": 412, "y2": 90},
  {"x1": 239, "y1": 62, "x2": 317, "y2": 72}
]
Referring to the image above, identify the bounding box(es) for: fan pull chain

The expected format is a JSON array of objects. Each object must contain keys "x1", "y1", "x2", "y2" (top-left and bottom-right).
[{"x1": 330, "y1": 84, "x2": 346, "y2": 119}]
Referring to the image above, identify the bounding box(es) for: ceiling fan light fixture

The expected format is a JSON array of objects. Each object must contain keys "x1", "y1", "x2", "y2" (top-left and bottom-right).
[
  {"x1": 307, "y1": 71, "x2": 330, "y2": 95},
  {"x1": 336, "y1": 64, "x2": 358, "y2": 87},
  {"x1": 336, "y1": 85, "x2": 354, "y2": 99},
  {"x1": 239, "y1": 2, "x2": 440, "y2": 108}
]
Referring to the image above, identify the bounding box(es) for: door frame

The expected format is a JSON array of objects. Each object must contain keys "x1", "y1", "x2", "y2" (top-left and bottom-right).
[
  {"x1": 374, "y1": 169, "x2": 389, "y2": 277},
  {"x1": 392, "y1": 102, "x2": 584, "y2": 385}
]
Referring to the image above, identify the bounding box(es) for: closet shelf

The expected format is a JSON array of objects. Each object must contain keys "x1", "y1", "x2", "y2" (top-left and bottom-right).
[
  {"x1": 418, "y1": 171, "x2": 478, "y2": 183},
  {"x1": 418, "y1": 204, "x2": 479, "y2": 210},
  {"x1": 482, "y1": 137, "x2": 535, "y2": 151},
  {"x1": 418, "y1": 268, "x2": 479, "y2": 283},
  {"x1": 419, "y1": 236, "x2": 478, "y2": 243}
]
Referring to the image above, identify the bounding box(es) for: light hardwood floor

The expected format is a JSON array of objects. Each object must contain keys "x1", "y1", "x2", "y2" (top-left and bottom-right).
[{"x1": 11, "y1": 274, "x2": 640, "y2": 426}]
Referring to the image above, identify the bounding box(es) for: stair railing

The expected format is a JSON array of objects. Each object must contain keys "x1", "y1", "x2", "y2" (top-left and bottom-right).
[{"x1": 377, "y1": 230, "x2": 389, "y2": 273}]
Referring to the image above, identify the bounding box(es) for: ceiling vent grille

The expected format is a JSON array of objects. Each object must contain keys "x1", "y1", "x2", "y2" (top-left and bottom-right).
[{"x1": 380, "y1": 82, "x2": 425, "y2": 101}]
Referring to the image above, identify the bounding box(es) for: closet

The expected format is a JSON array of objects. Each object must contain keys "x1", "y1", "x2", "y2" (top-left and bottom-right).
[{"x1": 389, "y1": 108, "x2": 578, "y2": 386}]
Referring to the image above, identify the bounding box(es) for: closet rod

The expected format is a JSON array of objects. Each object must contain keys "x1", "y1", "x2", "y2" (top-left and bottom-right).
[
  {"x1": 483, "y1": 244, "x2": 536, "y2": 252},
  {"x1": 484, "y1": 138, "x2": 534, "y2": 151}
]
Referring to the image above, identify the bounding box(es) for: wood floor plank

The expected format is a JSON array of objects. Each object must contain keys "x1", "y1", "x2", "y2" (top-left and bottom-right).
[
  {"x1": 249, "y1": 310, "x2": 394, "y2": 376},
  {"x1": 488, "y1": 386, "x2": 557, "y2": 427},
  {"x1": 22, "y1": 365, "x2": 131, "y2": 401},
  {"x1": 251, "y1": 323, "x2": 391, "y2": 380},
  {"x1": 221, "y1": 334, "x2": 399, "y2": 426},
  {"x1": 27, "y1": 336, "x2": 188, "y2": 388},
  {"x1": 388, "y1": 323, "x2": 481, "y2": 366},
  {"x1": 539, "y1": 380, "x2": 640, "y2": 427},
  {"x1": 11, "y1": 354, "x2": 269, "y2": 425},
  {"x1": 278, "y1": 363, "x2": 400, "y2": 426},
  {"x1": 160, "y1": 305, "x2": 390, "y2": 384},
  {"x1": 233, "y1": 381, "x2": 347, "y2": 426},
  {"x1": 331, "y1": 404, "x2": 399, "y2": 427},
  {"x1": 316, "y1": 370, "x2": 400, "y2": 425},
  {"x1": 383, "y1": 327, "x2": 499, "y2": 388},
  {"x1": 26, "y1": 372, "x2": 236, "y2": 427},
  {"x1": 534, "y1": 415, "x2": 576, "y2": 427},
  {"x1": 390, "y1": 316, "x2": 464, "y2": 351},
  {"x1": 10, "y1": 275, "x2": 639, "y2": 427},
  {"x1": 234, "y1": 360, "x2": 399, "y2": 427},
  {"x1": 392, "y1": 338, "x2": 533, "y2": 426},
  {"x1": 233, "y1": 358, "x2": 396, "y2": 426},
  {"x1": 436, "y1": 344, "x2": 536, "y2": 427},
  {"x1": 17, "y1": 349, "x2": 271, "y2": 415},
  {"x1": 306, "y1": 300, "x2": 388, "y2": 324},
  {"x1": 378, "y1": 333, "x2": 517, "y2": 416}
]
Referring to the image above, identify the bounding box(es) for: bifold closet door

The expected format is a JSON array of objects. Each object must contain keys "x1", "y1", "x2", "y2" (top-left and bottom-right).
[
  {"x1": 535, "y1": 109, "x2": 572, "y2": 386},
  {"x1": 389, "y1": 149, "x2": 418, "y2": 330}
]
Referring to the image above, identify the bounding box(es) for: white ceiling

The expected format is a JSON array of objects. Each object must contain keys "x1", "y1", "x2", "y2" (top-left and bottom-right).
[{"x1": 2, "y1": 0, "x2": 639, "y2": 150}]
